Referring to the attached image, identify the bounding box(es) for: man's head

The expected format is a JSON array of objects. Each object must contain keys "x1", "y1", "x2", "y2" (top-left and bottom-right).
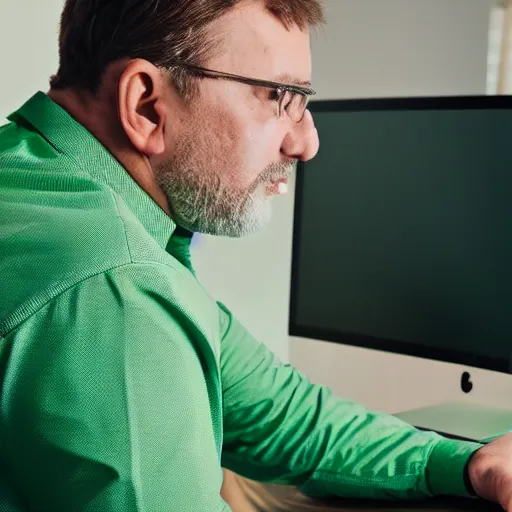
[{"x1": 49, "y1": 0, "x2": 323, "y2": 237}]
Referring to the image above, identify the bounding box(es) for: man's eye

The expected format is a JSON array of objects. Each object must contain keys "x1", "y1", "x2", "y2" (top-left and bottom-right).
[{"x1": 268, "y1": 88, "x2": 283, "y2": 101}]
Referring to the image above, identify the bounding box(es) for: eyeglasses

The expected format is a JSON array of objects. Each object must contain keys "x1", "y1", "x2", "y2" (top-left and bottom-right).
[{"x1": 168, "y1": 64, "x2": 316, "y2": 123}]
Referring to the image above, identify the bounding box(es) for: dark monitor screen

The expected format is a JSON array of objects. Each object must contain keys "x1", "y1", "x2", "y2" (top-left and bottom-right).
[{"x1": 290, "y1": 96, "x2": 512, "y2": 374}]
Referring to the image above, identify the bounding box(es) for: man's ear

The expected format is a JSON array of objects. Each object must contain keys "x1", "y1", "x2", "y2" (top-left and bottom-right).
[{"x1": 117, "y1": 59, "x2": 167, "y2": 156}]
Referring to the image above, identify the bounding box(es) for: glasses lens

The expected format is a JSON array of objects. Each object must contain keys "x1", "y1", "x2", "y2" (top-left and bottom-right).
[
  {"x1": 287, "y1": 93, "x2": 309, "y2": 122},
  {"x1": 278, "y1": 90, "x2": 293, "y2": 117}
]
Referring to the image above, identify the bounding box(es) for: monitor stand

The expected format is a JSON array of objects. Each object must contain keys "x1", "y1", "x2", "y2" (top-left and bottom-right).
[{"x1": 394, "y1": 402, "x2": 512, "y2": 443}]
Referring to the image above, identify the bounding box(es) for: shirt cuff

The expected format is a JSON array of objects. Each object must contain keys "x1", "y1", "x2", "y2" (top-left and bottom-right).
[{"x1": 425, "y1": 438, "x2": 483, "y2": 497}]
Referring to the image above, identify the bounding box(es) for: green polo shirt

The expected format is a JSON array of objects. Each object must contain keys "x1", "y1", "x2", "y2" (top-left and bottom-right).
[{"x1": 0, "y1": 92, "x2": 482, "y2": 511}]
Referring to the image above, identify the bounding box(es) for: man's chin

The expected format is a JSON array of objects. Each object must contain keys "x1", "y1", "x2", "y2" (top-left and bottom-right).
[{"x1": 178, "y1": 204, "x2": 272, "y2": 239}]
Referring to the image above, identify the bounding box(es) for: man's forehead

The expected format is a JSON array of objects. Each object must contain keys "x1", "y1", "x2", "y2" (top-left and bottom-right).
[{"x1": 210, "y1": 2, "x2": 312, "y2": 84}]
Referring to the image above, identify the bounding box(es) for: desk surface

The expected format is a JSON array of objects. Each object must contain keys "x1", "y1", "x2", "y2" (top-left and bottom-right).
[
  {"x1": 223, "y1": 472, "x2": 501, "y2": 512},
  {"x1": 253, "y1": 484, "x2": 501, "y2": 512},
  {"x1": 295, "y1": 497, "x2": 501, "y2": 511}
]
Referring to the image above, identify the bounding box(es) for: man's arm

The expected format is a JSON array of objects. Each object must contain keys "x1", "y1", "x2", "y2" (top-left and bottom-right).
[
  {"x1": 218, "y1": 302, "x2": 482, "y2": 500},
  {"x1": 1, "y1": 264, "x2": 230, "y2": 512}
]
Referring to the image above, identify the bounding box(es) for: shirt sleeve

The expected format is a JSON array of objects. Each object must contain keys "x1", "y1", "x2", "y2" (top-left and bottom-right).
[
  {"x1": 1, "y1": 264, "x2": 231, "y2": 512},
  {"x1": 218, "y1": 302, "x2": 483, "y2": 501}
]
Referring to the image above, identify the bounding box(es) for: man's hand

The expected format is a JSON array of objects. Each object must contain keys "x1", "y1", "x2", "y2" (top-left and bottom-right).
[{"x1": 468, "y1": 433, "x2": 512, "y2": 511}]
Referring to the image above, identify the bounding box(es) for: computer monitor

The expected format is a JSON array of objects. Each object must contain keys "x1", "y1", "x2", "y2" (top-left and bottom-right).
[{"x1": 289, "y1": 96, "x2": 512, "y2": 439}]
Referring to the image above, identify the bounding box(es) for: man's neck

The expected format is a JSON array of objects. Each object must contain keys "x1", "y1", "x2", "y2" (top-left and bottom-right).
[{"x1": 47, "y1": 87, "x2": 172, "y2": 217}]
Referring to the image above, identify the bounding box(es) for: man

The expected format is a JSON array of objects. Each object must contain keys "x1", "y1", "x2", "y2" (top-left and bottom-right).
[{"x1": 0, "y1": 0, "x2": 511, "y2": 511}]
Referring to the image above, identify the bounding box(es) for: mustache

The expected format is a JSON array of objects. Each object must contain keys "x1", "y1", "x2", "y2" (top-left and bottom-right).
[{"x1": 253, "y1": 160, "x2": 297, "y2": 189}]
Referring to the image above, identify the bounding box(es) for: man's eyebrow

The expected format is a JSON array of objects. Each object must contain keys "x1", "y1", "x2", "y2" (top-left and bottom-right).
[{"x1": 273, "y1": 74, "x2": 312, "y2": 88}]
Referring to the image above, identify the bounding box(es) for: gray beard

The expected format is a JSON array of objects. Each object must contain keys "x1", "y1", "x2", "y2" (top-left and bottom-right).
[{"x1": 155, "y1": 161, "x2": 294, "y2": 237}]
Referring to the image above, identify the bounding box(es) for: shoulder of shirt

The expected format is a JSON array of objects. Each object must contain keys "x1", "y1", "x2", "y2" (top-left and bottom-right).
[{"x1": 0, "y1": 121, "x2": 194, "y2": 337}]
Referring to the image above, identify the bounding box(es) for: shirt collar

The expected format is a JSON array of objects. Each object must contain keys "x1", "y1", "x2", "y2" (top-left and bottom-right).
[{"x1": 8, "y1": 91, "x2": 177, "y2": 250}]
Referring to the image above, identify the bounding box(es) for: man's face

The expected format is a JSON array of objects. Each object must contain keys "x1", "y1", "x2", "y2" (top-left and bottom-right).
[{"x1": 152, "y1": 1, "x2": 319, "y2": 237}]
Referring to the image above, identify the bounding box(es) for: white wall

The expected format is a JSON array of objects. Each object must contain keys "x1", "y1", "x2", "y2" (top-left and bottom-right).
[
  {"x1": 312, "y1": 0, "x2": 491, "y2": 100},
  {"x1": 0, "y1": 0, "x2": 63, "y2": 122},
  {"x1": 193, "y1": 0, "x2": 493, "y2": 368}
]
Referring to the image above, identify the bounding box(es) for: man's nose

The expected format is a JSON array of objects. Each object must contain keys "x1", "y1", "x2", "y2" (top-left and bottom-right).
[{"x1": 280, "y1": 110, "x2": 319, "y2": 162}]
